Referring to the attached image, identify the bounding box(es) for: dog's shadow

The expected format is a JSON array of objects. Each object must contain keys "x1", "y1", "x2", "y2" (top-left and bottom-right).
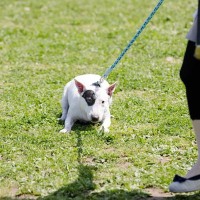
[
  {"x1": 57, "y1": 112, "x2": 102, "y2": 133},
  {"x1": 39, "y1": 131, "x2": 152, "y2": 200},
  {"x1": 2, "y1": 130, "x2": 200, "y2": 200},
  {"x1": 40, "y1": 131, "x2": 200, "y2": 200}
]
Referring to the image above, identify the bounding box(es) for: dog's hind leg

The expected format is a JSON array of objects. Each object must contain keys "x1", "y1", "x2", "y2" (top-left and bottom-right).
[{"x1": 59, "y1": 84, "x2": 69, "y2": 121}]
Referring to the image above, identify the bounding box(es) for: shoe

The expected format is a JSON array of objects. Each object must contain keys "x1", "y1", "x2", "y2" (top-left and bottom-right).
[{"x1": 169, "y1": 174, "x2": 200, "y2": 193}]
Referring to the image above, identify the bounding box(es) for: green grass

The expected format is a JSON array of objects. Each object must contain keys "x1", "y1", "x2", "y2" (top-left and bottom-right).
[{"x1": 0, "y1": 0, "x2": 200, "y2": 199}]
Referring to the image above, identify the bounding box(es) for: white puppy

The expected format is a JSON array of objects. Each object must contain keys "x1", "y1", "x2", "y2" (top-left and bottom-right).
[{"x1": 59, "y1": 74, "x2": 116, "y2": 133}]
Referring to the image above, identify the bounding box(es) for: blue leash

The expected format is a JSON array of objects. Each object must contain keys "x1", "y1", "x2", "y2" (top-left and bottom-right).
[{"x1": 99, "y1": 0, "x2": 164, "y2": 83}]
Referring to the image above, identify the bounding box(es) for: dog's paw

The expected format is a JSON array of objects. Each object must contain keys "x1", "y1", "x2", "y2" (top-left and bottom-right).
[
  {"x1": 99, "y1": 126, "x2": 109, "y2": 133},
  {"x1": 59, "y1": 128, "x2": 70, "y2": 133},
  {"x1": 104, "y1": 127, "x2": 110, "y2": 133}
]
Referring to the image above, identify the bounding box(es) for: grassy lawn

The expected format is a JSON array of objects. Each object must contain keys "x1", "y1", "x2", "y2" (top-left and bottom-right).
[{"x1": 1, "y1": 0, "x2": 200, "y2": 199}]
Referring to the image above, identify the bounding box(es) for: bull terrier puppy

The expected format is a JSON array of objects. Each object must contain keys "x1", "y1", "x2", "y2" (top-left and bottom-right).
[{"x1": 59, "y1": 74, "x2": 116, "y2": 133}]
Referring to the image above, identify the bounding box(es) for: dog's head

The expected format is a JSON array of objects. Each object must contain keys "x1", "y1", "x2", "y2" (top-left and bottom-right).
[{"x1": 74, "y1": 79, "x2": 116, "y2": 123}]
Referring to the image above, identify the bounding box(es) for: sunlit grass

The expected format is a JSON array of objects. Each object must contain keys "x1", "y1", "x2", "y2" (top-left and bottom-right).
[{"x1": 0, "y1": 0, "x2": 199, "y2": 199}]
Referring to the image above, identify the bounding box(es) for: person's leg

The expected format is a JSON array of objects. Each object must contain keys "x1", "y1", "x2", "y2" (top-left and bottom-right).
[
  {"x1": 186, "y1": 120, "x2": 200, "y2": 178},
  {"x1": 181, "y1": 41, "x2": 200, "y2": 178},
  {"x1": 169, "y1": 41, "x2": 200, "y2": 192}
]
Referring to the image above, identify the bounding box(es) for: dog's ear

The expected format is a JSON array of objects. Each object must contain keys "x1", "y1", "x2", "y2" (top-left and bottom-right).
[
  {"x1": 107, "y1": 82, "x2": 117, "y2": 96},
  {"x1": 74, "y1": 79, "x2": 85, "y2": 94}
]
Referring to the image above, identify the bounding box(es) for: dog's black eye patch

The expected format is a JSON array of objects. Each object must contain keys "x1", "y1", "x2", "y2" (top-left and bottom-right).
[{"x1": 82, "y1": 90, "x2": 96, "y2": 106}]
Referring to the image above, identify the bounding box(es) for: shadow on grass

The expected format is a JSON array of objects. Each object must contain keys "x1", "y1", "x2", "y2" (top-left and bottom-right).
[
  {"x1": 57, "y1": 111, "x2": 99, "y2": 133},
  {"x1": 40, "y1": 131, "x2": 200, "y2": 200},
  {"x1": 1, "y1": 131, "x2": 200, "y2": 200}
]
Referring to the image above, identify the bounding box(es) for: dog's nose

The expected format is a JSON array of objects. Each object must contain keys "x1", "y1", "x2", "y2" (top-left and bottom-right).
[{"x1": 91, "y1": 115, "x2": 99, "y2": 122}]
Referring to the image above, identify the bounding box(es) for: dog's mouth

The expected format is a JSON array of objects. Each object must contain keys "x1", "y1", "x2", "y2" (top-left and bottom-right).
[{"x1": 91, "y1": 116, "x2": 100, "y2": 123}]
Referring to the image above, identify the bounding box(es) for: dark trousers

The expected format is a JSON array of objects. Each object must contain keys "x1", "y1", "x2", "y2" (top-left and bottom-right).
[{"x1": 180, "y1": 41, "x2": 200, "y2": 120}]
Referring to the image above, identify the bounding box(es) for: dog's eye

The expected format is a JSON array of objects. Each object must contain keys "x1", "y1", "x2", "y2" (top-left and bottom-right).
[{"x1": 102, "y1": 101, "x2": 105, "y2": 104}]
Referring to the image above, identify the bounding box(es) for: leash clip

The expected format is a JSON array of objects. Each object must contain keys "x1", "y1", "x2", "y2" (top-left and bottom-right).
[{"x1": 92, "y1": 76, "x2": 105, "y2": 88}]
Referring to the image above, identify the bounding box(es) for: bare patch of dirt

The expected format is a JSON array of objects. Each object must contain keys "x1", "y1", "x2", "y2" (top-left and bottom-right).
[
  {"x1": 116, "y1": 161, "x2": 132, "y2": 169},
  {"x1": 144, "y1": 188, "x2": 174, "y2": 199},
  {"x1": 159, "y1": 157, "x2": 171, "y2": 164},
  {"x1": 16, "y1": 194, "x2": 38, "y2": 199}
]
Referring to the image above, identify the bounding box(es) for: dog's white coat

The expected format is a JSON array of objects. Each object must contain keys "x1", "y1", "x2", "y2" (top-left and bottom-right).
[{"x1": 59, "y1": 74, "x2": 116, "y2": 133}]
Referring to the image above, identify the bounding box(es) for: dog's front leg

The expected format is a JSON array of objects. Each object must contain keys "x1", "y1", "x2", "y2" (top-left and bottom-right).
[
  {"x1": 60, "y1": 116, "x2": 75, "y2": 133},
  {"x1": 100, "y1": 112, "x2": 111, "y2": 133}
]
